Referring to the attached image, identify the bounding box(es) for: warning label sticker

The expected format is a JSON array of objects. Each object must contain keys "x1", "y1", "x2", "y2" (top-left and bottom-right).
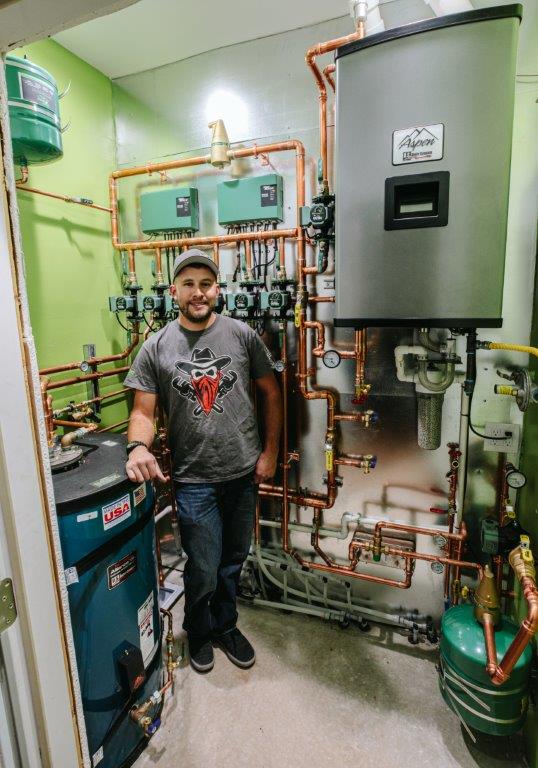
[
  {"x1": 107, "y1": 551, "x2": 137, "y2": 590},
  {"x1": 392, "y1": 123, "x2": 444, "y2": 165},
  {"x1": 102, "y1": 493, "x2": 131, "y2": 531},
  {"x1": 138, "y1": 592, "x2": 155, "y2": 664}
]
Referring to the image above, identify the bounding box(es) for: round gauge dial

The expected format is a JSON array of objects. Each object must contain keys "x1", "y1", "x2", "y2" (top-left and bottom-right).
[
  {"x1": 322, "y1": 350, "x2": 341, "y2": 369},
  {"x1": 506, "y1": 469, "x2": 527, "y2": 489},
  {"x1": 430, "y1": 561, "x2": 445, "y2": 574},
  {"x1": 432, "y1": 534, "x2": 447, "y2": 549},
  {"x1": 273, "y1": 360, "x2": 285, "y2": 373},
  {"x1": 79, "y1": 361, "x2": 91, "y2": 373}
]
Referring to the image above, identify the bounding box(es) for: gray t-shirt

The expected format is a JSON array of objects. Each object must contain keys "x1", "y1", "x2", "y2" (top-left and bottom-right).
[{"x1": 124, "y1": 314, "x2": 275, "y2": 482}]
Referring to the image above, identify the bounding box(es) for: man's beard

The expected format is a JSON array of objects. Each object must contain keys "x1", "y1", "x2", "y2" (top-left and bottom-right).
[{"x1": 179, "y1": 300, "x2": 213, "y2": 324}]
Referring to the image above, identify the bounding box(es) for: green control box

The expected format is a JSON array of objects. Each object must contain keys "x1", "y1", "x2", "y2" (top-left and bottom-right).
[
  {"x1": 140, "y1": 186, "x2": 199, "y2": 233},
  {"x1": 217, "y1": 174, "x2": 283, "y2": 225}
]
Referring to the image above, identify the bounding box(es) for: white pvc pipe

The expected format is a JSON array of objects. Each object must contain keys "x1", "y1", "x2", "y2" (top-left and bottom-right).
[{"x1": 424, "y1": 0, "x2": 473, "y2": 16}]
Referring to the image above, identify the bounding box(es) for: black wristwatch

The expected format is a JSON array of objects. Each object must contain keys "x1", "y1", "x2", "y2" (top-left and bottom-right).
[{"x1": 126, "y1": 440, "x2": 149, "y2": 456}]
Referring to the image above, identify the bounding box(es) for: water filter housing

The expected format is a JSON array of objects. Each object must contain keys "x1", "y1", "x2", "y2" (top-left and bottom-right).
[{"x1": 334, "y1": 5, "x2": 522, "y2": 328}]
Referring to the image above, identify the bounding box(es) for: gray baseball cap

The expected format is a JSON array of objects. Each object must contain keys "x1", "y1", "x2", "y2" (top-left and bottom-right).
[{"x1": 172, "y1": 248, "x2": 219, "y2": 281}]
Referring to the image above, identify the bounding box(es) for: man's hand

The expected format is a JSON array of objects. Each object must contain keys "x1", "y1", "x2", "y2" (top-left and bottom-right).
[
  {"x1": 126, "y1": 446, "x2": 169, "y2": 484},
  {"x1": 254, "y1": 450, "x2": 278, "y2": 485}
]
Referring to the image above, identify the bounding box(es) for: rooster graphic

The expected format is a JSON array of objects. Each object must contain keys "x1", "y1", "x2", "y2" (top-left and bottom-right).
[{"x1": 172, "y1": 347, "x2": 237, "y2": 416}]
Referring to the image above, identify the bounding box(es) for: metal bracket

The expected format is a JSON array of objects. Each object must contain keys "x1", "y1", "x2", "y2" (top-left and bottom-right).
[{"x1": 0, "y1": 579, "x2": 17, "y2": 635}]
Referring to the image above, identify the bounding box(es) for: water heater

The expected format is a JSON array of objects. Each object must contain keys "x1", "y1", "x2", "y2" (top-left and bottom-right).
[{"x1": 334, "y1": 5, "x2": 522, "y2": 328}]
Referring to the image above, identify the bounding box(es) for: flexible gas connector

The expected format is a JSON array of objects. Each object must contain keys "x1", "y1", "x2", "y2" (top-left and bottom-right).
[{"x1": 479, "y1": 341, "x2": 538, "y2": 359}]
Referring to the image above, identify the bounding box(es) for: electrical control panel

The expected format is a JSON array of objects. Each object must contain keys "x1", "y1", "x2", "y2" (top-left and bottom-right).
[
  {"x1": 217, "y1": 174, "x2": 283, "y2": 225},
  {"x1": 140, "y1": 186, "x2": 199, "y2": 233}
]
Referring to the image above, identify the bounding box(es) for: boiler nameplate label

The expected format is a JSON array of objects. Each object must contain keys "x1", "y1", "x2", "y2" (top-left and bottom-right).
[{"x1": 392, "y1": 123, "x2": 444, "y2": 165}]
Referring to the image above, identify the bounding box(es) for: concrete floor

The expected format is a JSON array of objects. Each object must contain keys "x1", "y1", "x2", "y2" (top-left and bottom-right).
[{"x1": 134, "y1": 567, "x2": 526, "y2": 768}]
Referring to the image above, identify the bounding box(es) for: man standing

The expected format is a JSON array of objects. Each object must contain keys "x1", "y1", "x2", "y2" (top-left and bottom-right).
[{"x1": 124, "y1": 248, "x2": 282, "y2": 673}]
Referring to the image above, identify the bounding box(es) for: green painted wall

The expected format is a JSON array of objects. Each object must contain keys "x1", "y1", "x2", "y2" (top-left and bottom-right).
[{"x1": 12, "y1": 39, "x2": 131, "y2": 428}]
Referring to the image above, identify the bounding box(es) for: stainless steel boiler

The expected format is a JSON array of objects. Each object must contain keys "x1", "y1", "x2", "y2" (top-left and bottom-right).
[{"x1": 334, "y1": 5, "x2": 522, "y2": 328}]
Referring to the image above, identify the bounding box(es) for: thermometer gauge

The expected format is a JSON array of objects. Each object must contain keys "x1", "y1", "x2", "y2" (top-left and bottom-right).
[
  {"x1": 323, "y1": 350, "x2": 341, "y2": 369},
  {"x1": 506, "y1": 467, "x2": 526, "y2": 489}
]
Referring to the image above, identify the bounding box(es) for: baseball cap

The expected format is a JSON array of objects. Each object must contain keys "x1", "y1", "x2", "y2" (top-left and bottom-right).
[{"x1": 172, "y1": 248, "x2": 219, "y2": 281}]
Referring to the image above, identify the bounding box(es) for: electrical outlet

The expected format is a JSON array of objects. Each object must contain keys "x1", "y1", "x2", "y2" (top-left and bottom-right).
[{"x1": 483, "y1": 422, "x2": 520, "y2": 453}]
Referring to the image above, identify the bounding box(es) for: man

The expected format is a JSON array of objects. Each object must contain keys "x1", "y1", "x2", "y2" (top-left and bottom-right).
[{"x1": 124, "y1": 248, "x2": 282, "y2": 673}]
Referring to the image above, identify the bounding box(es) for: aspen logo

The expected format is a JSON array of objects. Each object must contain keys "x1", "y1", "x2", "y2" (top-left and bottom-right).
[
  {"x1": 392, "y1": 123, "x2": 444, "y2": 165},
  {"x1": 102, "y1": 494, "x2": 131, "y2": 530}
]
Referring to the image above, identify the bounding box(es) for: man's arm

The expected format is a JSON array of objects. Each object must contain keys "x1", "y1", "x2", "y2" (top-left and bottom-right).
[
  {"x1": 126, "y1": 390, "x2": 168, "y2": 483},
  {"x1": 253, "y1": 373, "x2": 282, "y2": 484}
]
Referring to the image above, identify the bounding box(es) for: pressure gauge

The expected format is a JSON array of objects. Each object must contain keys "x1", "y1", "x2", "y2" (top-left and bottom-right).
[
  {"x1": 79, "y1": 361, "x2": 91, "y2": 373},
  {"x1": 273, "y1": 360, "x2": 285, "y2": 373},
  {"x1": 322, "y1": 350, "x2": 341, "y2": 369},
  {"x1": 506, "y1": 467, "x2": 527, "y2": 489},
  {"x1": 432, "y1": 534, "x2": 447, "y2": 549},
  {"x1": 430, "y1": 561, "x2": 445, "y2": 574}
]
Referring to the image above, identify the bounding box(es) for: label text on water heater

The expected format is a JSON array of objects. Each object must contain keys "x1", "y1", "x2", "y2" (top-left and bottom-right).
[
  {"x1": 102, "y1": 493, "x2": 131, "y2": 530},
  {"x1": 392, "y1": 124, "x2": 444, "y2": 165}
]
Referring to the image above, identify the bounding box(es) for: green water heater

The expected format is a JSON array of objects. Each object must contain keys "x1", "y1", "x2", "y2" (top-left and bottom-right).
[
  {"x1": 5, "y1": 54, "x2": 63, "y2": 166},
  {"x1": 439, "y1": 605, "x2": 532, "y2": 736}
]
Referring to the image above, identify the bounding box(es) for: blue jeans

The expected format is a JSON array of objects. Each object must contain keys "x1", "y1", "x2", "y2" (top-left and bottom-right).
[{"x1": 175, "y1": 472, "x2": 257, "y2": 640}]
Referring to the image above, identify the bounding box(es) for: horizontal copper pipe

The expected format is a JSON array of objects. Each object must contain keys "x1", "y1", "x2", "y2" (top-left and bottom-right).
[
  {"x1": 114, "y1": 228, "x2": 298, "y2": 254},
  {"x1": 46, "y1": 366, "x2": 130, "y2": 391},
  {"x1": 308, "y1": 296, "x2": 335, "y2": 303},
  {"x1": 16, "y1": 183, "x2": 111, "y2": 213},
  {"x1": 53, "y1": 388, "x2": 128, "y2": 415},
  {"x1": 40, "y1": 330, "x2": 139, "y2": 376},
  {"x1": 53, "y1": 419, "x2": 96, "y2": 429},
  {"x1": 98, "y1": 419, "x2": 129, "y2": 432},
  {"x1": 374, "y1": 519, "x2": 467, "y2": 543},
  {"x1": 112, "y1": 153, "x2": 210, "y2": 180},
  {"x1": 292, "y1": 551, "x2": 413, "y2": 589}
]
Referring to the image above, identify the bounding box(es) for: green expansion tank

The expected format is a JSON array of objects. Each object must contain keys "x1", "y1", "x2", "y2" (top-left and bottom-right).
[
  {"x1": 439, "y1": 604, "x2": 532, "y2": 736},
  {"x1": 5, "y1": 54, "x2": 63, "y2": 165}
]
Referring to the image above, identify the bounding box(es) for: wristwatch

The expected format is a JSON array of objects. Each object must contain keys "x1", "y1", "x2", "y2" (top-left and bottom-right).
[{"x1": 126, "y1": 440, "x2": 149, "y2": 456}]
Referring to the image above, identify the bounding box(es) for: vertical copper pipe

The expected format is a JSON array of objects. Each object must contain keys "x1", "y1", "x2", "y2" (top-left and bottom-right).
[
  {"x1": 323, "y1": 64, "x2": 336, "y2": 92},
  {"x1": 281, "y1": 323, "x2": 291, "y2": 553},
  {"x1": 483, "y1": 612, "x2": 499, "y2": 675},
  {"x1": 213, "y1": 242, "x2": 220, "y2": 269},
  {"x1": 245, "y1": 239, "x2": 252, "y2": 271},
  {"x1": 40, "y1": 377, "x2": 55, "y2": 446}
]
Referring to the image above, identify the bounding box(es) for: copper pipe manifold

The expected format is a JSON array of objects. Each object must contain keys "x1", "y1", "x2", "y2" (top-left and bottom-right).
[{"x1": 480, "y1": 546, "x2": 538, "y2": 686}]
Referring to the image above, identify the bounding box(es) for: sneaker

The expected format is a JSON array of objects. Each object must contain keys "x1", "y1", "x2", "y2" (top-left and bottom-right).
[
  {"x1": 188, "y1": 636, "x2": 214, "y2": 673},
  {"x1": 214, "y1": 628, "x2": 255, "y2": 669}
]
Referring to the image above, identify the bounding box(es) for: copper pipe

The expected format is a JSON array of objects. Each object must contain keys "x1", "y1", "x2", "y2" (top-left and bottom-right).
[
  {"x1": 374, "y1": 519, "x2": 467, "y2": 543},
  {"x1": 111, "y1": 142, "x2": 305, "y2": 251},
  {"x1": 114, "y1": 228, "x2": 297, "y2": 254},
  {"x1": 308, "y1": 296, "x2": 335, "y2": 303},
  {"x1": 304, "y1": 320, "x2": 325, "y2": 357},
  {"x1": 352, "y1": 540, "x2": 482, "y2": 578},
  {"x1": 213, "y1": 242, "x2": 220, "y2": 269},
  {"x1": 323, "y1": 64, "x2": 336, "y2": 91},
  {"x1": 53, "y1": 419, "x2": 96, "y2": 429},
  {"x1": 40, "y1": 327, "x2": 139, "y2": 376},
  {"x1": 293, "y1": 550, "x2": 414, "y2": 589},
  {"x1": 281, "y1": 326, "x2": 290, "y2": 551},
  {"x1": 98, "y1": 419, "x2": 129, "y2": 432},
  {"x1": 60, "y1": 423, "x2": 98, "y2": 448},
  {"x1": 46, "y1": 366, "x2": 130, "y2": 391},
  {"x1": 16, "y1": 183, "x2": 111, "y2": 213},
  {"x1": 16, "y1": 165, "x2": 29, "y2": 184},
  {"x1": 53, "y1": 388, "x2": 129, "y2": 415},
  {"x1": 483, "y1": 612, "x2": 499, "y2": 676},
  {"x1": 245, "y1": 239, "x2": 252, "y2": 271},
  {"x1": 306, "y1": 28, "x2": 364, "y2": 186},
  {"x1": 487, "y1": 547, "x2": 538, "y2": 685},
  {"x1": 40, "y1": 377, "x2": 55, "y2": 446}
]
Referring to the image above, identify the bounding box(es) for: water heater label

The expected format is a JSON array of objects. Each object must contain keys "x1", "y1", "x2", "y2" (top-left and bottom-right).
[
  {"x1": 108, "y1": 551, "x2": 138, "y2": 590},
  {"x1": 176, "y1": 196, "x2": 191, "y2": 216},
  {"x1": 261, "y1": 184, "x2": 277, "y2": 207},
  {"x1": 134, "y1": 484, "x2": 146, "y2": 506},
  {"x1": 102, "y1": 494, "x2": 131, "y2": 530},
  {"x1": 19, "y1": 73, "x2": 56, "y2": 112},
  {"x1": 392, "y1": 124, "x2": 444, "y2": 165},
  {"x1": 138, "y1": 592, "x2": 155, "y2": 664},
  {"x1": 92, "y1": 746, "x2": 104, "y2": 766}
]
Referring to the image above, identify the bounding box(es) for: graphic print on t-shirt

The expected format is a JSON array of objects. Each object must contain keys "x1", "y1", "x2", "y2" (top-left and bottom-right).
[{"x1": 172, "y1": 347, "x2": 238, "y2": 416}]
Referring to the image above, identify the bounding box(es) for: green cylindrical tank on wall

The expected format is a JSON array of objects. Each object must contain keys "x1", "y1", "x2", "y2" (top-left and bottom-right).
[
  {"x1": 5, "y1": 54, "x2": 63, "y2": 165},
  {"x1": 439, "y1": 604, "x2": 532, "y2": 736}
]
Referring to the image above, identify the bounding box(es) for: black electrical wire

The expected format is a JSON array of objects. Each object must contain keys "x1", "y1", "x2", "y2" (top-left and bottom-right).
[{"x1": 114, "y1": 312, "x2": 131, "y2": 332}]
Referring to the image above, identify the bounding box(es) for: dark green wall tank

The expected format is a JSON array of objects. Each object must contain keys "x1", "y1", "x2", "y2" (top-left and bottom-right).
[
  {"x1": 5, "y1": 54, "x2": 63, "y2": 165},
  {"x1": 439, "y1": 604, "x2": 532, "y2": 736}
]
